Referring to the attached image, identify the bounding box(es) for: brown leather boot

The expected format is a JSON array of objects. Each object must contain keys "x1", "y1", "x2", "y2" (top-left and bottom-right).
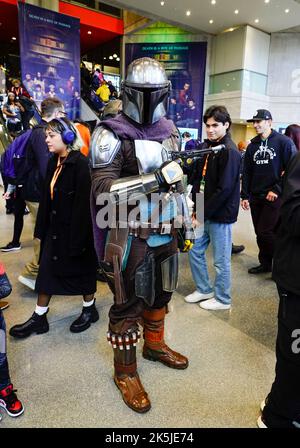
[
  {"x1": 143, "y1": 307, "x2": 189, "y2": 369},
  {"x1": 108, "y1": 329, "x2": 151, "y2": 414}
]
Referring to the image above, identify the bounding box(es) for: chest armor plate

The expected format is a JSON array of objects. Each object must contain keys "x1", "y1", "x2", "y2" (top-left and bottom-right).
[{"x1": 134, "y1": 138, "x2": 179, "y2": 174}]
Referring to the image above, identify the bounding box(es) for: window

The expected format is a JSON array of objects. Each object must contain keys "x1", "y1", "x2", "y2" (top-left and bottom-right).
[
  {"x1": 98, "y1": 2, "x2": 121, "y2": 17},
  {"x1": 72, "y1": 0, "x2": 96, "y2": 9},
  {"x1": 65, "y1": 1, "x2": 121, "y2": 17}
]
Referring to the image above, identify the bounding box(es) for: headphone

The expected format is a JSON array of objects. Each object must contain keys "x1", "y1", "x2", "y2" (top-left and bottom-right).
[{"x1": 55, "y1": 118, "x2": 76, "y2": 145}]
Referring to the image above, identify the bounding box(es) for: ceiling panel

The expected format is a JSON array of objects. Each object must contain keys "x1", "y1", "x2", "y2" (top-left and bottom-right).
[{"x1": 101, "y1": 0, "x2": 300, "y2": 34}]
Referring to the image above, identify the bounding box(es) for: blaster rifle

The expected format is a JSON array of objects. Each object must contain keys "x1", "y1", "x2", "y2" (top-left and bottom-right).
[
  {"x1": 161, "y1": 144, "x2": 225, "y2": 252},
  {"x1": 162, "y1": 144, "x2": 225, "y2": 167}
]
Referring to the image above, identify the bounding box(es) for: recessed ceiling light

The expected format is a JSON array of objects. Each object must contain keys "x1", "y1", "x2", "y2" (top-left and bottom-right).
[
  {"x1": 113, "y1": 53, "x2": 118, "y2": 58},
  {"x1": 12, "y1": 37, "x2": 17, "y2": 40},
  {"x1": 103, "y1": 57, "x2": 107, "y2": 60},
  {"x1": 264, "y1": 0, "x2": 270, "y2": 3},
  {"x1": 160, "y1": 1, "x2": 165, "y2": 5},
  {"x1": 255, "y1": 19, "x2": 259, "y2": 23},
  {"x1": 116, "y1": 57, "x2": 120, "y2": 61},
  {"x1": 211, "y1": 0, "x2": 216, "y2": 4},
  {"x1": 209, "y1": 19, "x2": 214, "y2": 24},
  {"x1": 229, "y1": 28, "x2": 234, "y2": 32},
  {"x1": 234, "y1": 9, "x2": 239, "y2": 14},
  {"x1": 109, "y1": 56, "x2": 113, "y2": 60},
  {"x1": 87, "y1": 31, "x2": 92, "y2": 35},
  {"x1": 186, "y1": 10, "x2": 191, "y2": 16},
  {"x1": 285, "y1": 9, "x2": 290, "y2": 13}
]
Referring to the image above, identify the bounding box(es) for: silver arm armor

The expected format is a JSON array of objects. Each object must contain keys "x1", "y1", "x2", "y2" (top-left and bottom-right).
[
  {"x1": 110, "y1": 161, "x2": 183, "y2": 204},
  {"x1": 110, "y1": 173, "x2": 159, "y2": 204},
  {"x1": 89, "y1": 126, "x2": 121, "y2": 168}
]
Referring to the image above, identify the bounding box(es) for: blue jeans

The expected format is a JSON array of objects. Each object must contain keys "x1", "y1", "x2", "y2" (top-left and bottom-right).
[
  {"x1": 0, "y1": 310, "x2": 10, "y2": 390},
  {"x1": 188, "y1": 220, "x2": 232, "y2": 304}
]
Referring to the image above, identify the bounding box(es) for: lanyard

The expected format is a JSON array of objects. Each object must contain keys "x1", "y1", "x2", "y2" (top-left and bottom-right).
[
  {"x1": 13, "y1": 87, "x2": 22, "y2": 97},
  {"x1": 199, "y1": 154, "x2": 210, "y2": 193},
  {"x1": 201, "y1": 154, "x2": 210, "y2": 181},
  {"x1": 50, "y1": 156, "x2": 67, "y2": 200}
]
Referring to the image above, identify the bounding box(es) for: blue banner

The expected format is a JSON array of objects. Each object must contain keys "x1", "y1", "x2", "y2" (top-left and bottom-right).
[
  {"x1": 125, "y1": 42, "x2": 207, "y2": 139},
  {"x1": 18, "y1": 2, "x2": 81, "y2": 120}
]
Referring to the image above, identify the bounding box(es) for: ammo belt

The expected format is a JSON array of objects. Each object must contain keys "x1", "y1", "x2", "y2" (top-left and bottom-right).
[{"x1": 118, "y1": 220, "x2": 176, "y2": 239}]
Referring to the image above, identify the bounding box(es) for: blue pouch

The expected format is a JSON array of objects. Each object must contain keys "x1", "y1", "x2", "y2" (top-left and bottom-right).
[{"x1": 0, "y1": 272, "x2": 12, "y2": 300}]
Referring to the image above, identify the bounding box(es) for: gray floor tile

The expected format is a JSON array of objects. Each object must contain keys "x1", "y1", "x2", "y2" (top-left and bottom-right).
[{"x1": 0, "y1": 188, "x2": 276, "y2": 427}]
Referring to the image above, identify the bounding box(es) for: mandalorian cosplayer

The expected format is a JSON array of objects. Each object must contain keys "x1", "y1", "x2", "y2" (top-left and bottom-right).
[{"x1": 90, "y1": 57, "x2": 189, "y2": 413}]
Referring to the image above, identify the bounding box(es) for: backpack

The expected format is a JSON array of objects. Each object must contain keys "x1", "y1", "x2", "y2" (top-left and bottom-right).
[
  {"x1": 90, "y1": 90, "x2": 104, "y2": 110},
  {"x1": 1, "y1": 129, "x2": 32, "y2": 183}
]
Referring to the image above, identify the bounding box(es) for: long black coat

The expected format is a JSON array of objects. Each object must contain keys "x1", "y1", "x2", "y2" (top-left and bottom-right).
[
  {"x1": 35, "y1": 151, "x2": 97, "y2": 277},
  {"x1": 273, "y1": 152, "x2": 300, "y2": 295}
]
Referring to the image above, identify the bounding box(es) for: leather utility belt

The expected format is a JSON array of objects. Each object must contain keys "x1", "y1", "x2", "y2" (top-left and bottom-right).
[{"x1": 119, "y1": 220, "x2": 177, "y2": 239}]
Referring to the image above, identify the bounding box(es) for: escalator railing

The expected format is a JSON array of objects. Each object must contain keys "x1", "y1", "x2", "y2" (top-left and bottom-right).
[{"x1": 30, "y1": 100, "x2": 42, "y2": 127}]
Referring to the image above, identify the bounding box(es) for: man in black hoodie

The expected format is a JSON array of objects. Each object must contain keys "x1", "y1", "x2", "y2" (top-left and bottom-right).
[
  {"x1": 184, "y1": 105, "x2": 241, "y2": 310},
  {"x1": 241, "y1": 109, "x2": 296, "y2": 274}
]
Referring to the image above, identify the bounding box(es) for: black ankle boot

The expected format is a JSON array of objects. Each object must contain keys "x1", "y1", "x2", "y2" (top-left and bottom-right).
[
  {"x1": 9, "y1": 311, "x2": 49, "y2": 339},
  {"x1": 70, "y1": 301, "x2": 99, "y2": 333},
  {"x1": 231, "y1": 244, "x2": 245, "y2": 255}
]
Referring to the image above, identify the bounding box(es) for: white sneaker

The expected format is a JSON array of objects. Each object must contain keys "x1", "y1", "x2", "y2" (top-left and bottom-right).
[
  {"x1": 18, "y1": 275, "x2": 36, "y2": 291},
  {"x1": 257, "y1": 415, "x2": 267, "y2": 428},
  {"x1": 184, "y1": 291, "x2": 214, "y2": 303},
  {"x1": 199, "y1": 298, "x2": 231, "y2": 310}
]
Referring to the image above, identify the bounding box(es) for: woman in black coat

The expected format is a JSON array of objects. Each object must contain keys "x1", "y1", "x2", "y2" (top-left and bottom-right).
[{"x1": 9, "y1": 118, "x2": 98, "y2": 338}]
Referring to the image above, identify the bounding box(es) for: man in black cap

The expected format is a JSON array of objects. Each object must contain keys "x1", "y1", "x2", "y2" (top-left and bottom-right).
[{"x1": 241, "y1": 109, "x2": 296, "y2": 274}]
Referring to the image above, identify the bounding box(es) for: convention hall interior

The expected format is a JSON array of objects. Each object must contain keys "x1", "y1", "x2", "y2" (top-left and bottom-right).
[{"x1": 0, "y1": 0, "x2": 300, "y2": 429}]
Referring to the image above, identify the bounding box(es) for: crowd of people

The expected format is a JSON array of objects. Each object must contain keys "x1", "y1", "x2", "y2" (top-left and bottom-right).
[
  {"x1": 80, "y1": 63, "x2": 120, "y2": 117},
  {"x1": 0, "y1": 68, "x2": 82, "y2": 138},
  {"x1": 167, "y1": 82, "x2": 201, "y2": 130},
  {"x1": 0, "y1": 78, "x2": 36, "y2": 136},
  {"x1": 1, "y1": 57, "x2": 300, "y2": 427}
]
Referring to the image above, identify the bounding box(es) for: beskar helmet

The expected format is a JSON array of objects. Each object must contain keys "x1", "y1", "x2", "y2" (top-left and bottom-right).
[{"x1": 122, "y1": 57, "x2": 171, "y2": 125}]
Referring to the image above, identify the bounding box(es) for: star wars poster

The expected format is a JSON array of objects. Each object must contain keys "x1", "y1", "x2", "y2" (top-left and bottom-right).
[{"x1": 18, "y1": 3, "x2": 80, "y2": 120}]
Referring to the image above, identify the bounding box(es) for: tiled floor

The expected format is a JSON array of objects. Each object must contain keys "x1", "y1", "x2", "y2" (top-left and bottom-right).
[{"x1": 0, "y1": 187, "x2": 277, "y2": 427}]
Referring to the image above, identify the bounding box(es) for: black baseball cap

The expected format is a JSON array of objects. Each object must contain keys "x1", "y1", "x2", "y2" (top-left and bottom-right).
[{"x1": 247, "y1": 109, "x2": 273, "y2": 122}]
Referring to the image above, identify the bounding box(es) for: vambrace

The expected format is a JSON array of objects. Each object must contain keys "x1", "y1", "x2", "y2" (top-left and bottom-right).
[
  {"x1": 109, "y1": 160, "x2": 183, "y2": 204},
  {"x1": 110, "y1": 173, "x2": 159, "y2": 204}
]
